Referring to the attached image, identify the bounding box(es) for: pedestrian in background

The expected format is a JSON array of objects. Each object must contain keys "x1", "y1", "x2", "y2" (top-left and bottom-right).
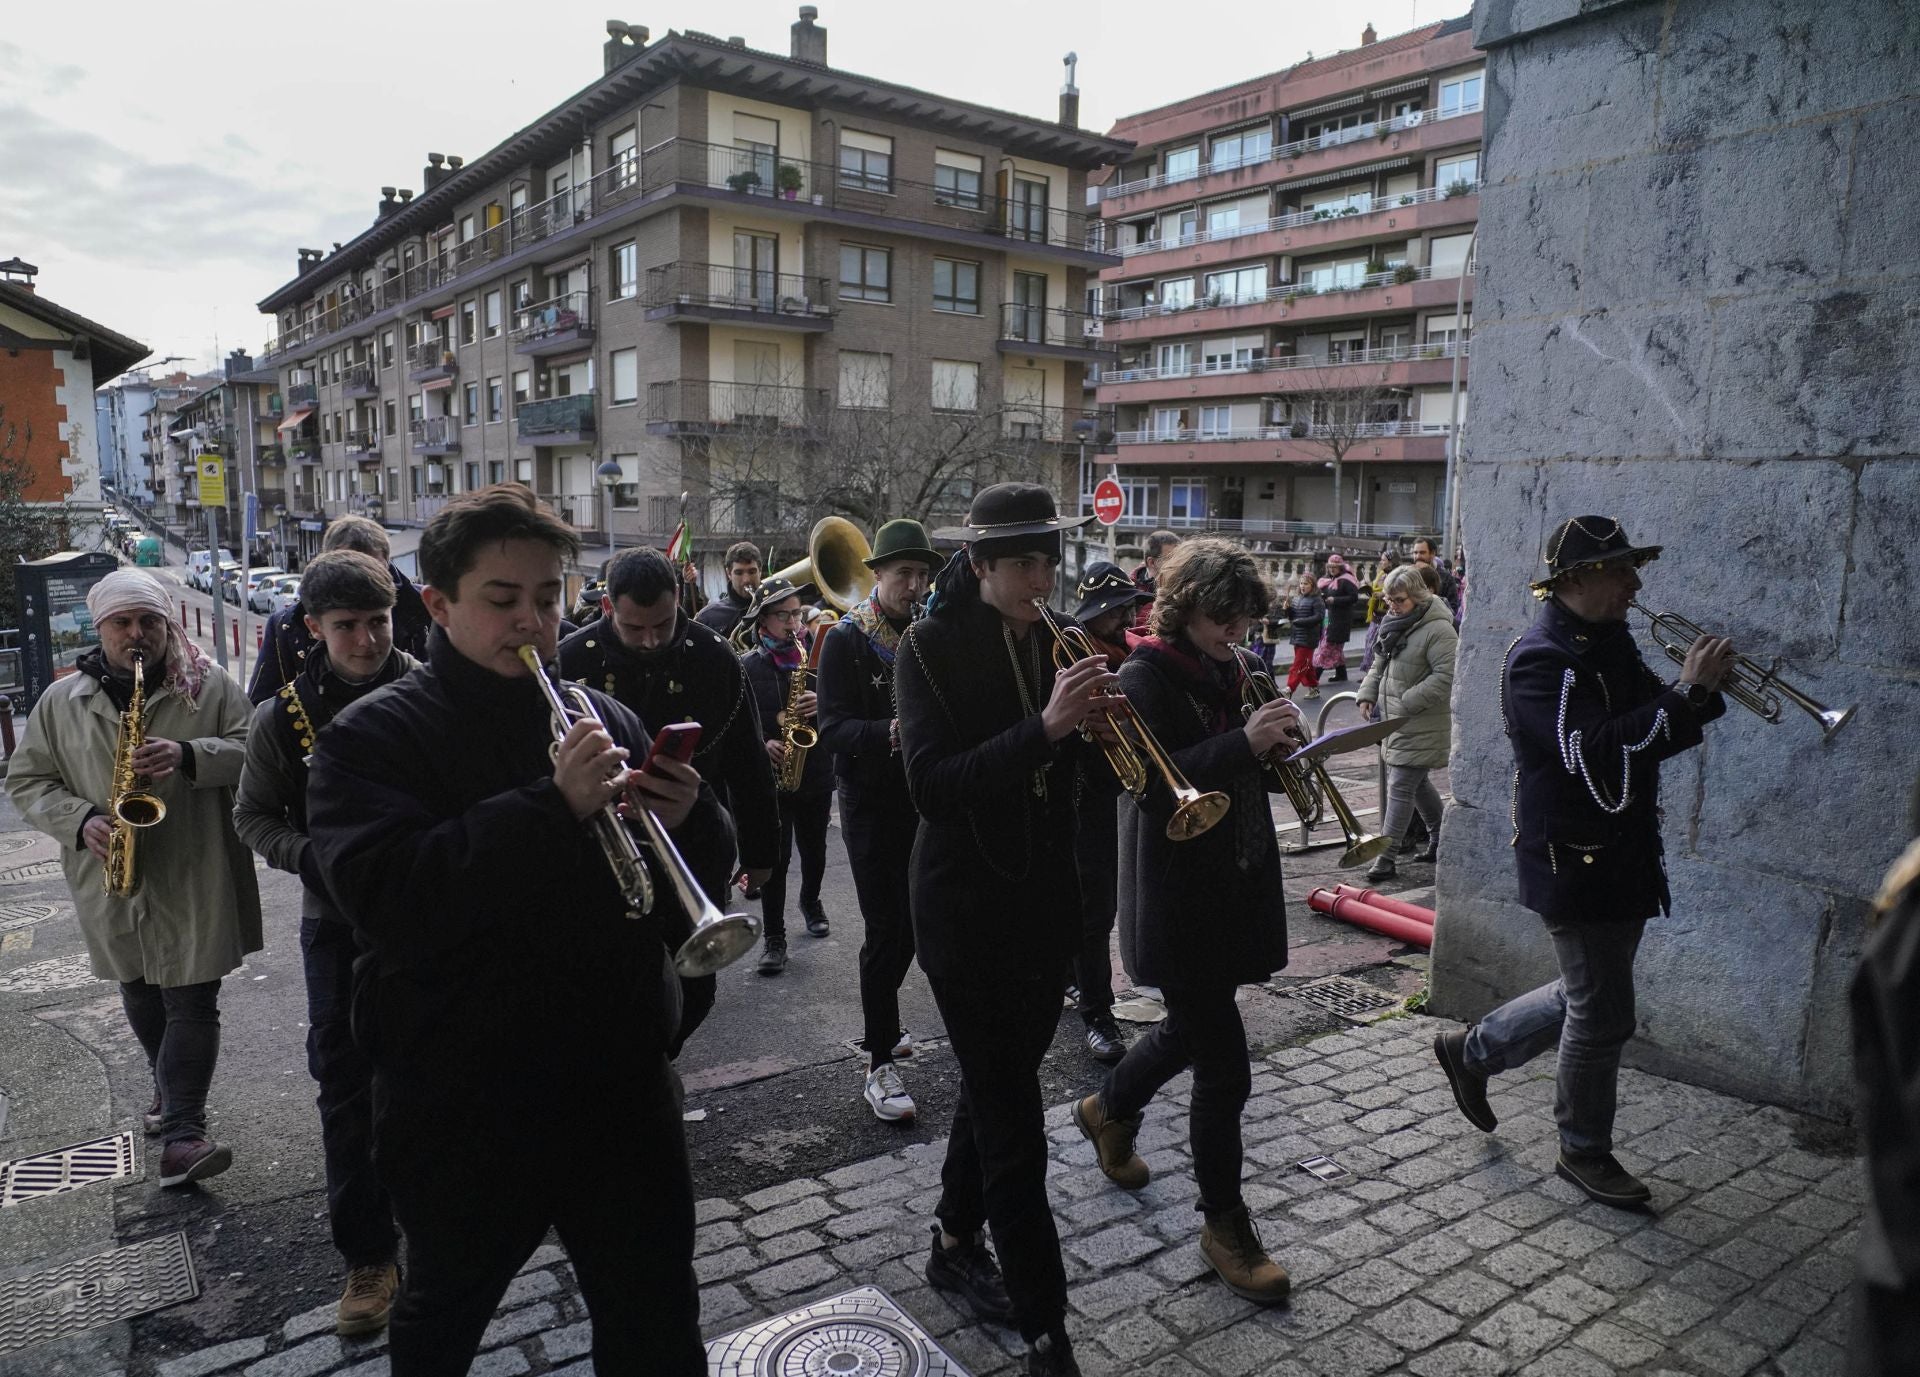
[
  {"x1": 1316, "y1": 553, "x2": 1361, "y2": 683},
  {"x1": 1284, "y1": 572, "x2": 1325, "y2": 698},
  {"x1": 693, "y1": 540, "x2": 763, "y2": 640},
  {"x1": 1356, "y1": 563, "x2": 1456, "y2": 880},
  {"x1": 1129, "y1": 529, "x2": 1181, "y2": 631},
  {"x1": 1360, "y1": 553, "x2": 1402, "y2": 675}
]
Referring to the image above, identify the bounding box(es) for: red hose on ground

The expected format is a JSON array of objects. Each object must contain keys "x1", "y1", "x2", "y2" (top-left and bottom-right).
[
  {"x1": 1308, "y1": 888, "x2": 1433, "y2": 948},
  {"x1": 1333, "y1": 885, "x2": 1436, "y2": 926}
]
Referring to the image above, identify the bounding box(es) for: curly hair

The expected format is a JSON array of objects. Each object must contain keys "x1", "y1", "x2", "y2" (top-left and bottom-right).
[{"x1": 1148, "y1": 535, "x2": 1271, "y2": 640}]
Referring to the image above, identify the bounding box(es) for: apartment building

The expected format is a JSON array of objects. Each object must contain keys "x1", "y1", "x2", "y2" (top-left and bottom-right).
[
  {"x1": 150, "y1": 360, "x2": 283, "y2": 558},
  {"x1": 1091, "y1": 16, "x2": 1479, "y2": 543},
  {"x1": 245, "y1": 9, "x2": 1129, "y2": 563}
]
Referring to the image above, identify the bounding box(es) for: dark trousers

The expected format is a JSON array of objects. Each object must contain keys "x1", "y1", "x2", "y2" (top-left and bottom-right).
[
  {"x1": 761, "y1": 789, "x2": 832, "y2": 940},
  {"x1": 1104, "y1": 983, "x2": 1251, "y2": 1216},
  {"x1": 1071, "y1": 796, "x2": 1119, "y2": 1017},
  {"x1": 927, "y1": 972, "x2": 1068, "y2": 1342},
  {"x1": 120, "y1": 977, "x2": 222, "y2": 1145},
  {"x1": 844, "y1": 795, "x2": 916, "y2": 1065},
  {"x1": 300, "y1": 914, "x2": 397, "y2": 1268},
  {"x1": 376, "y1": 1054, "x2": 701, "y2": 1377}
]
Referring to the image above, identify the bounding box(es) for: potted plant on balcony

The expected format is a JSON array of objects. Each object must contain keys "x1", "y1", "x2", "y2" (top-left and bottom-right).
[
  {"x1": 1365, "y1": 257, "x2": 1389, "y2": 277},
  {"x1": 1311, "y1": 208, "x2": 1333, "y2": 221},
  {"x1": 775, "y1": 164, "x2": 804, "y2": 199},
  {"x1": 726, "y1": 169, "x2": 763, "y2": 194},
  {"x1": 1399, "y1": 193, "x2": 1415, "y2": 206},
  {"x1": 1393, "y1": 263, "x2": 1420, "y2": 284},
  {"x1": 1444, "y1": 179, "x2": 1472, "y2": 198}
]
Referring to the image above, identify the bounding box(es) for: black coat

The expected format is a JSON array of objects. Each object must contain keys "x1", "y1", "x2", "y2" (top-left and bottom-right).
[
  {"x1": 894, "y1": 598, "x2": 1082, "y2": 979},
  {"x1": 742, "y1": 643, "x2": 834, "y2": 799},
  {"x1": 1319, "y1": 574, "x2": 1361, "y2": 644},
  {"x1": 694, "y1": 587, "x2": 754, "y2": 641},
  {"x1": 305, "y1": 629, "x2": 737, "y2": 1087},
  {"x1": 1116, "y1": 642, "x2": 1287, "y2": 989},
  {"x1": 558, "y1": 613, "x2": 778, "y2": 874},
  {"x1": 1288, "y1": 593, "x2": 1326, "y2": 648},
  {"x1": 1852, "y1": 841, "x2": 1920, "y2": 1318},
  {"x1": 1502, "y1": 598, "x2": 1723, "y2": 924},
  {"x1": 815, "y1": 614, "x2": 911, "y2": 815},
  {"x1": 247, "y1": 566, "x2": 431, "y2": 704}
]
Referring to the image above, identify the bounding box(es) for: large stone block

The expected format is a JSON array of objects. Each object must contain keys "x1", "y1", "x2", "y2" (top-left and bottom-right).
[
  {"x1": 1841, "y1": 98, "x2": 1920, "y2": 280},
  {"x1": 1839, "y1": 458, "x2": 1920, "y2": 670},
  {"x1": 1697, "y1": 121, "x2": 1852, "y2": 296},
  {"x1": 1474, "y1": 174, "x2": 1590, "y2": 322},
  {"x1": 1480, "y1": 8, "x2": 1666, "y2": 172},
  {"x1": 1578, "y1": 151, "x2": 1710, "y2": 308}
]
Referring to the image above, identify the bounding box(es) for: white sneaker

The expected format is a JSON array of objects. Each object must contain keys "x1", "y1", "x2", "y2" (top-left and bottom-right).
[
  {"x1": 864, "y1": 1063, "x2": 915, "y2": 1122},
  {"x1": 892, "y1": 1030, "x2": 914, "y2": 1059}
]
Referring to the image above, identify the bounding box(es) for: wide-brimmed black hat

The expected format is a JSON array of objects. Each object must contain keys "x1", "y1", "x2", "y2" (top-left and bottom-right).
[
  {"x1": 1073, "y1": 561, "x2": 1150, "y2": 622},
  {"x1": 863, "y1": 518, "x2": 942, "y2": 569},
  {"x1": 1530, "y1": 515, "x2": 1663, "y2": 596},
  {"x1": 744, "y1": 575, "x2": 816, "y2": 622},
  {"x1": 931, "y1": 482, "x2": 1095, "y2": 544}
]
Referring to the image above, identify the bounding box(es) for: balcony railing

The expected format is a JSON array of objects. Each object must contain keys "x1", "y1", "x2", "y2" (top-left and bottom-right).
[
  {"x1": 343, "y1": 428, "x2": 378, "y2": 456},
  {"x1": 343, "y1": 362, "x2": 378, "y2": 397},
  {"x1": 1114, "y1": 419, "x2": 1433, "y2": 445},
  {"x1": 286, "y1": 382, "x2": 317, "y2": 408},
  {"x1": 643, "y1": 262, "x2": 835, "y2": 322},
  {"x1": 517, "y1": 394, "x2": 597, "y2": 444},
  {"x1": 511, "y1": 291, "x2": 594, "y2": 355},
  {"x1": 999, "y1": 304, "x2": 1111, "y2": 352},
  {"x1": 1100, "y1": 100, "x2": 1484, "y2": 201},
  {"x1": 407, "y1": 339, "x2": 458, "y2": 381},
  {"x1": 1104, "y1": 338, "x2": 1469, "y2": 386},
  {"x1": 1102, "y1": 258, "x2": 1474, "y2": 323},
  {"x1": 409, "y1": 416, "x2": 461, "y2": 453},
  {"x1": 647, "y1": 380, "x2": 829, "y2": 433},
  {"x1": 1001, "y1": 404, "x2": 1116, "y2": 445},
  {"x1": 1117, "y1": 181, "x2": 1477, "y2": 259}
]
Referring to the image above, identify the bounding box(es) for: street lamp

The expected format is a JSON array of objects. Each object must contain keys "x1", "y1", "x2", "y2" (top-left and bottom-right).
[{"x1": 595, "y1": 457, "x2": 624, "y2": 576}]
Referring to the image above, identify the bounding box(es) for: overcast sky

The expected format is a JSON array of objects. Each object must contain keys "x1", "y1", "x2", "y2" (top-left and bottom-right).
[{"x1": 2, "y1": 0, "x2": 1457, "y2": 381}]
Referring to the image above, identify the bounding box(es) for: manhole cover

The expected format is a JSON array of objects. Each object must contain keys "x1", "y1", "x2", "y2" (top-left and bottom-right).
[
  {"x1": 0, "y1": 860, "x2": 62, "y2": 885},
  {"x1": 0, "y1": 836, "x2": 35, "y2": 856},
  {"x1": 0, "y1": 1232, "x2": 199, "y2": 1355},
  {"x1": 706, "y1": 1286, "x2": 968, "y2": 1376},
  {"x1": 1283, "y1": 975, "x2": 1403, "y2": 1021},
  {"x1": 0, "y1": 954, "x2": 102, "y2": 995},
  {"x1": 1, "y1": 1133, "x2": 141, "y2": 1207},
  {"x1": 0, "y1": 903, "x2": 60, "y2": 932}
]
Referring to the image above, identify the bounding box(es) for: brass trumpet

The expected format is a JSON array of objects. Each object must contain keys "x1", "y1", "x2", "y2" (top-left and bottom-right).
[
  {"x1": 1238, "y1": 658, "x2": 1392, "y2": 869},
  {"x1": 1028, "y1": 601, "x2": 1230, "y2": 842},
  {"x1": 1630, "y1": 602, "x2": 1856, "y2": 742}
]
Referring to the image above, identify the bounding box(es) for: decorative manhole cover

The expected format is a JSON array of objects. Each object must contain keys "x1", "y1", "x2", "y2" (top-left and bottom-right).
[
  {"x1": 1283, "y1": 975, "x2": 1404, "y2": 1020},
  {"x1": 0, "y1": 1232, "x2": 199, "y2": 1355},
  {"x1": 0, "y1": 835, "x2": 35, "y2": 856},
  {"x1": 1, "y1": 1133, "x2": 140, "y2": 1207},
  {"x1": 706, "y1": 1286, "x2": 968, "y2": 1376},
  {"x1": 0, "y1": 954, "x2": 102, "y2": 995},
  {"x1": 0, "y1": 903, "x2": 60, "y2": 932},
  {"x1": 0, "y1": 860, "x2": 62, "y2": 885}
]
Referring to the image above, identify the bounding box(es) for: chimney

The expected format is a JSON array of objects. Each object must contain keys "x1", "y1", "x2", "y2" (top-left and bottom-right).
[
  {"x1": 224, "y1": 348, "x2": 253, "y2": 379},
  {"x1": 296, "y1": 248, "x2": 322, "y2": 277},
  {"x1": 397, "y1": 188, "x2": 414, "y2": 203},
  {"x1": 603, "y1": 19, "x2": 648, "y2": 72},
  {"x1": 1059, "y1": 51, "x2": 1080, "y2": 128},
  {"x1": 0, "y1": 256, "x2": 37, "y2": 292},
  {"x1": 424, "y1": 152, "x2": 448, "y2": 190},
  {"x1": 1361, "y1": 22, "x2": 1377, "y2": 43},
  {"x1": 790, "y1": 6, "x2": 826, "y2": 66},
  {"x1": 378, "y1": 186, "x2": 400, "y2": 219}
]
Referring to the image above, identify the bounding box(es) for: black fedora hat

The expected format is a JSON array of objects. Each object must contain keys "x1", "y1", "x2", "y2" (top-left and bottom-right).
[
  {"x1": 1073, "y1": 560, "x2": 1150, "y2": 622},
  {"x1": 931, "y1": 482, "x2": 1095, "y2": 543},
  {"x1": 1530, "y1": 515, "x2": 1663, "y2": 596},
  {"x1": 863, "y1": 518, "x2": 942, "y2": 569},
  {"x1": 743, "y1": 575, "x2": 816, "y2": 622}
]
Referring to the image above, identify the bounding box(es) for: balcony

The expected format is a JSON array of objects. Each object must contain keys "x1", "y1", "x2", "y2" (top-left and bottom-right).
[
  {"x1": 343, "y1": 363, "x2": 378, "y2": 399},
  {"x1": 1001, "y1": 404, "x2": 1117, "y2": 446},
  {"x1": 258, "y1": 443, "x2": 286, "y2": 468},
  {"x1": 998, "y1": 305, "x2": 1114, "y2": 363},
  {"x1": 1109, "y1": 419, "x2": 1449, "y2": 468},
  {"x1": 1113, "y1": 181, "x2": 1480, "y2": 264},
  {"x1": 407, "y1": 339, "x2": 458, "y2": 384},
  {"x1": 288, "y1": 445, "x2": 320, "y2": 466},
  {"x1": 343, "y1": 428, "x2": 379, "y2": 459},
  {"x1": 644, "y1": 263, "x2": 834, "y2": 331},
  {"x1": 286, "y1": 382, "x2": 317, "y2": 408},
  {"x1": 646, "y1": 380, "x2": 828, "y2": 437},
  {"x1": 517, "y1": 394, "x2": 597, "y2": 447},
  {"x1": 1100, "y1": 266, "x2": 1474, "y2": 342},
  {"x1": 512, "y1": 291, "x2": 595, "y2": 358},
  {"x1": 1101, "y1": 339, "x2": 1469, "y2": 405},
  {"x1": 266, "y1": 393, "x2": 285, "y2": 418},
  {"x1": 410, "y1": 416, "x2": 461, "y2": 455}
]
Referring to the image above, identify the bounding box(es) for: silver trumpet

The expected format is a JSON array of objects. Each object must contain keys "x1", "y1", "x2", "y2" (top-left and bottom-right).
[
  {"x1": 519, "y1": 646, "x2": 760, "y2": 975},
  {"x1": 1630, "y1": 602, "x2": 1856, "y2": 743}
]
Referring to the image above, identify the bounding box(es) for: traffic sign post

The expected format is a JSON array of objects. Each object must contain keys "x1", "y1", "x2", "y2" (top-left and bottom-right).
[
  {"x1": 199, "y1": 456, "x2": 229, "y2": 670},
  {"x1": 1093, "y1": 476, "x2": 1125, "y2": 560}
]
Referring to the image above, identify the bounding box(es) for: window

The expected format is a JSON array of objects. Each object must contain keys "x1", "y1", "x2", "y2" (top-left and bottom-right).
[
  {"x1": 1209, "y1": 126, "x2": 1271, "y2": 171},
  {"x1": 932, "y1": 258, "x2": 980, "y2": 314},
  {"x1": 933, "y1": 149, "x2": 983, "y2": 208},
  {"x1": 464, "y1": 462, "x2": 480, "y2": 493},
  {"x1": 512, "y1": 370, "x2": 530, "y2": 411},
  {"x1": 1436, "y1": 154, "x2": 1479, "y2": 191},
  {"x1": 1159, "y1": 277, "x2": 1194, "y2": 310},
  {"x1": 1425, "y1": 312, "x2": 1472, "y2": 346},
  {"x1": 1163, "y1": 145, "x2": 1199, "y2": 182},
  {"x1": 610, "y1": 241, "x2": 638, "y2": 300},
  {"x1": 1439, "y1": 71, "x2": 1484, "y2": 117},
  {"x1": 1301, "y1": 257, "x2": 1369, "y2": 291},
  {"x1": 1197, "y1": 406, "x2": 1233, "y2": 439},
  {"x1": 380, "y1": 330, "x2": 395, "y2": 369},
  {"x1": 931, "y1": 360, "x2": 979, "y2": 412},
  {"x1": 1117, "y1": 477, "x2": 1159, "y2": 518},
  {"x1": 484, "y1": 291, "x2": 502, "y2": 338},
  {"x1": 1203, "y1": 265, "x2": 1266, "y2": 304},
  {"x1": 1169, "y1": 480, "x2": 1208, "y2": 519},
  {"x1": 1430, "y1": 232, "x2": 1476, "y2": 278},
  {"x1": 1155, "y1": 341, "x2": 1195, "y2": 376},
  {"x1": 608, "y1": 125, "x2": 638, "y2": 188},
  {"x1": 404, "y1": 321, "x2": 419, "y2": 352},
  {"x1": 460, "y1": 300, "x2": 477, "y2": 346},
  {"x1": 1151, "y1": 407, "x2": 1188, "y2": 438},
  {"x1": 838, "y1": 351, "x2": 890, "y2": 409},
  {"x1": 609, "y1": 454, "x2": 640, "y2": 510},
  {"x1": 463, "y1": 383, "x2": 480, "y2": 426},
  {"x1": 487, "y1": 376, "x2": 503, "y2": 423},
  {"x1": 731, "y1": 113, "x2": 778, "y2": 191},
  {"x1": 838, "y1": 130, "x2": 893, "y2": 192},
  {"x1": 839, "y1": 244, "x2": 891, "y2": 302},
  {"x1": 487, "y1": 460, "x2": 506, "y2": 485},
  {"x1": 1202, "y1": 334, "x2": 1264, "y2": 373},
  {"x1": 408, "y1": 394, "x2": 423, "y2": 425},
  {"x1": 1303, "y1": 110, "x2": 1367, "y2": 143},
  {"x1": 609, "y1": 348, "x2": 638, "y2": 405},
  {"x1": 384, "y1": 399, "x2": 397, "y2": 434},
  {"x1": 512, "y1": 279, "x2": 532, "y2": 311}
]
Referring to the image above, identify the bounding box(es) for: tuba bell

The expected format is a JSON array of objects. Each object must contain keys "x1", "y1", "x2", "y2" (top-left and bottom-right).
[{"x1": 766, "y1": 516, "x2": 876, "y2": 613}]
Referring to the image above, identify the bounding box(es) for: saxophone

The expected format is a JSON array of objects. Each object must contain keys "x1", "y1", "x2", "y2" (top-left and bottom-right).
[
  {"x1": 775, "y1": 611, "x2": 837, "y2": 792},
  {"x1": 103, "y1": 652, "x2": 168, "y2": 898}
]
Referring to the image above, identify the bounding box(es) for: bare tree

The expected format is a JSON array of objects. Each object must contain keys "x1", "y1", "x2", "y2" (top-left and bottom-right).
[
  {"x1": 1, "y1": 403, "x2": 67, "y2": 626},
  {"x1": 1270, "y1": 366, "x2": 1408, "y2": 537}
]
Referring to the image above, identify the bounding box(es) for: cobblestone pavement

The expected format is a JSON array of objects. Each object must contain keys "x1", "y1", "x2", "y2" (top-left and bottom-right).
[{"x1": 59, "y1": 1014, "x2": 1858, "y2": 1377}]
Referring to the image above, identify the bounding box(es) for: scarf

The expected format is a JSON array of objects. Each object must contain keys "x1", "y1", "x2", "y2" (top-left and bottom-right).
[
  {"x1": 845, "y1": 591, "x2": 909, "y2": 666},
  {"x1": 82, "y1": 570, "x2": 213, "y2": 710},
  {"x1": 760, "y1": 633, "x2": 804, "y2": 671},
  {"x1": 1373, "y1": 603, "x2": 1426, "y2": 660}
]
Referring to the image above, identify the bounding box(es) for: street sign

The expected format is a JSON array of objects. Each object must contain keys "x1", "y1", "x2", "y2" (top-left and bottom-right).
[
  {"x1": 196, "y1": 457, "x2": 226, "y2": 507},
  {"x1": 243, "y1": 492, "x2": 259, "y2": 545},
  {"x1": 1092, "y1": 477, "x2": 1125, "y2": 526}
]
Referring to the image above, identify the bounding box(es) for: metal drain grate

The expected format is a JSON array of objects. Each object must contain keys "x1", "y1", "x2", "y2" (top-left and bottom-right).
[
  {"x1": 0, "y1": 903, "x2": 60, "y2": 932},
  {"x1": 707, "y1": 1285, "x2": 969, "y2": 1376},
  {"x1": 1283, "y1": 975, "x2": 1404, "y2": 1021},
  {"x1": 0, "y1": 1232, "x2": 199, "y2": 1355},
  {"x1": 0, "y1": 860, "x2": 62, "y2": 885},
  {"x1": 1, "y1": 1133, "x2": 141, "y2": 1207},
  {"x1": 0, "y1": 953, "x2": 103, "y2": 994}
]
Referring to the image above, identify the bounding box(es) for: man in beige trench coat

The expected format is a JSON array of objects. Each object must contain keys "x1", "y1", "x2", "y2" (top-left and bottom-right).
[{"x1": 5, "y1": 569, "x2": 261, "y2": 1186}]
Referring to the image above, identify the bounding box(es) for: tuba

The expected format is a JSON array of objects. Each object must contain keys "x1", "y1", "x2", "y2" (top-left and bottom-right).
[
  {"x1": 1238, "y1": 657, "x2": 1391, "y2": 870},
  {"x1": 104, "y1": 652, "x2": 167, "y2": 899},
  {"x1": 775, "y1": 611, "x2": 838, "y2": 792},
  {"x1": 766, "y1": 516, "x2": 876, "y2": 613}
]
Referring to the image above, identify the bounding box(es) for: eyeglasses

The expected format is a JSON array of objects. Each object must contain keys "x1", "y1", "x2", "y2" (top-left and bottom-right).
[{"x1": 764, "y1": 609, "x2": 804, "y2": 623}]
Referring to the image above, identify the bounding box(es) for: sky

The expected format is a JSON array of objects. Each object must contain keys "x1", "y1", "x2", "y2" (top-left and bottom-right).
[{"x1": 2, "y1": 0, "x2": 1459, "y2": 382}]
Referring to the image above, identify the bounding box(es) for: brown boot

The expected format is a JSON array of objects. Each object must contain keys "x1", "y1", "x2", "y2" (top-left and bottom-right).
[
  {"x1": 337, "y1": 1262, "x2": 400, "y2": 1336},
  {"x1": 1200, "y1": 1204, "x2": 1291, "y2": 1304},
  {"x1": 1071, "y1": 1093, "x2": 1149, "y2": 1190}
]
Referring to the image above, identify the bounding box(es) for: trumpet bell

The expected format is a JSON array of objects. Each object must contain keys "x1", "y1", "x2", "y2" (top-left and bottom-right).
[
  {"x1": 766, "y1": 516, "x2": 876, "y2": 613},
  {"x1": 1339, "y1": 834, "x2": 1394, "y2": 869},
  {"x1": 674, "y1": 912, "x2": 762, "y2": 977},
  {"x1": 1168, "y1": 790, "x2": 1231, "y2": 842},
  {"x1": 1818, "y1": 704, "x2": 1856, "y2": 742}
]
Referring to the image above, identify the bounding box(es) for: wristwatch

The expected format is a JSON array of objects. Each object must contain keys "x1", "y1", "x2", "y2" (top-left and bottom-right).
[{"x1": 1677, "y1": 681, "x2": 1711, "y2": 710}]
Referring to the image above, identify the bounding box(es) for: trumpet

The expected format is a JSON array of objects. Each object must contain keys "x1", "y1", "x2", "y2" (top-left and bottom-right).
[
  {"x1": 1630, "y1": 602, "x2": 1855, "y2": 742},
  {"x1": 1238, "y1": 659, "x2": 1392, "y2": 870},
  {"x1": 518, "y1": 646, "x2": 760, "y2": 975},
  {"x1": 1028, "y1": 600, "x2": 1229, "y2": 842}
]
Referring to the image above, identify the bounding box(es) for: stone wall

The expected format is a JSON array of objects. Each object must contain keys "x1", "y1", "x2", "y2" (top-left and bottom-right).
[{"x1": 1432, "y1": 0, "x2": 1920, "y2": 1118}]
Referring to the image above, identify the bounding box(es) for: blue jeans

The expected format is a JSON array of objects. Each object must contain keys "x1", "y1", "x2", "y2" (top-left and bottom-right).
[{"x1": 1463, "y1": 918, "x2": 1646, "y2": 1157}]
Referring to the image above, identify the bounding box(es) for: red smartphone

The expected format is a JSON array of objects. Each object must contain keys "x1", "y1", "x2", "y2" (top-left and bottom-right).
[{"x1": 645, "y1": 721, "x2": 703, "y2": 772}]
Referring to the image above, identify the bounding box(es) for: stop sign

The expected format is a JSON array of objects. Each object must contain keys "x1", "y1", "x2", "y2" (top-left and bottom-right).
[{"x1": 1093, "y1": 478, "x2": 1125, "y2": 526}]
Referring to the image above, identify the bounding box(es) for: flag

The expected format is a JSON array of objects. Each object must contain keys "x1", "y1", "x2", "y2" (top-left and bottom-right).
[{"x1": 665, "y1": 519, "x2": 690, "y2": 563}]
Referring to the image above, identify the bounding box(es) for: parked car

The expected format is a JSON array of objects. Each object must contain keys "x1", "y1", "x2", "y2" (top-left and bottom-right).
[
  {"x1": 239, "y1": 568, "x2": 286, "y2": 604},
  {"x1": 252, "y1": 574, "x2": 299, "y2": 614},
  {"x1": 268, "y1": 577, "x2": 301, "y2": 614},
  {"x1": 186, "y1": 548, "x2": 236, "y2": 590}
]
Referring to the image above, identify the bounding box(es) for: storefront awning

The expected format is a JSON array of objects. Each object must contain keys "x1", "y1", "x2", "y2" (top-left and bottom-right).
[{"x1": 275, "y1": 407, "x2": 314, "y2": 433}]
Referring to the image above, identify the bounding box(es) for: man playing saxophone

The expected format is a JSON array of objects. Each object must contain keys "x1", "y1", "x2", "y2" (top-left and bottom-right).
[{"x1": 5, "y1": 569, "x2": 259, "y2": 1188}]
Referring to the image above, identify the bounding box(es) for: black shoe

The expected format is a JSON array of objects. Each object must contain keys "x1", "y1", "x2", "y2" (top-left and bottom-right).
[
  {"x1": 1434, "y1": 1029, "x2": 1497, "y2": 1132},
  {"x1": 1557, "y1": 1152, "x2": 1652, "y2": 1208},
  {"x1": 925, "y1": 1224, "x2": 1015, "y2": 1326},
  {"x1": 742, "y1": 885, "x2": 762, "y2": 901},
  {"x1": 1024, "y1": 1331, "x2": 1082, "y2": 1377},
  {"x1": 1083, "y1": 1012, "x2": 1126, "y2": 1064},
  {"x1": 1366, "y1": 853, "x2": 1397, "y2": 882},
  {"x1": 1415, "y1": 842, "x2": 1439, "y2": 864},
  {"x1": 756, "y1": 940, "x2": 788, "y2": 976},
  {"x1": 801, "y1": 899, "x2": 829, "y2": 938}
]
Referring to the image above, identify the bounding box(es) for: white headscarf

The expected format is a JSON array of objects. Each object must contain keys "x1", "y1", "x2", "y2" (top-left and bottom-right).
[{"x1": 86, "y1": 570, "x2": 213, "y2": 709}]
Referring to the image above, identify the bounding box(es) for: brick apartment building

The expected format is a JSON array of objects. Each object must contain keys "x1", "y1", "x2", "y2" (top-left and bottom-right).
[
  {"x1": 243, "y1": 8, "x2": 1130, "y2": 569},
  {"x1": 1091, "y1": 16, "x2": 1480, "y2": 546}
]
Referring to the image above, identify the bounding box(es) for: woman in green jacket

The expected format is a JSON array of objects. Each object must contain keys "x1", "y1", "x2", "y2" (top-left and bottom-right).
[{"x1": 1356, "y1": 563, "x2": 1457, "y2": 880}]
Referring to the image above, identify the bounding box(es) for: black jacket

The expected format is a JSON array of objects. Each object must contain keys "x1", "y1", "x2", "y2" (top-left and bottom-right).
[
  {"x1": 894, "y1": 598, "x2": 1081, "y2": 979},
  {"x1": 305, "y1": 629, "x2": 736, "y2": 1086},
  {"x1": 247, "y1": 566, "x2": 431, "y2": 704},
  {"x1": 1853, "y1": 839, "x2": 1920, "y2": 1319},
  {"x1": 694, "y1": 587, "x2": 754, "y2": 641},
  {"x1": 558, "y1": 613, "x2": 778, "y2": 873},
  {"x1": 1319, "y1": 574, "x2": 1361, "y2": 644},
  {"x1": 1502, "y1": 598, "x2": 1723, "y2": 923},
  {"x1": 1117, "y1": 642, "x2": 1287, "y2": 989},
  {"x1": 742, "y1": 643, "x2": 834, "y2": 799},
  {"x1": 1288, "y1": 593, "x2": 1326, "y2": 648},
  {"x1": 815, "y1": 614, "x2": 911, "y2": 813}
]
